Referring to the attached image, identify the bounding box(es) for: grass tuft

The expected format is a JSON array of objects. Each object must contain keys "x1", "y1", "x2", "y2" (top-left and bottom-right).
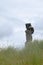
[{"x1": 0, "y1": 40, "x2": 43, "y2": 65}]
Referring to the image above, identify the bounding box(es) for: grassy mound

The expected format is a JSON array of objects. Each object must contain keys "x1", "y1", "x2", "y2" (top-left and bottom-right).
[{"x1": 0, "y1": 40, "x2": 43, "y2": 65}]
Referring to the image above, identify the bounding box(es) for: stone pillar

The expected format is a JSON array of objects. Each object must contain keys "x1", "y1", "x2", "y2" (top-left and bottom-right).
[{"x1": 25, "y1": 23, "x2": 34, "y2": 43}]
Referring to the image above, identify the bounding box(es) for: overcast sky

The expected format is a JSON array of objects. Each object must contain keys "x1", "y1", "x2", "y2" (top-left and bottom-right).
[{"x1": 0, "y1": 0, "x2": 43, "y2": 48}]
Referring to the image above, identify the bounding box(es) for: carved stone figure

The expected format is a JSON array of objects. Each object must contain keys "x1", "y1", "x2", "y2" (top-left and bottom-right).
[{"x1": 25, "y1": 23, "x2": 34, "y2": 42}]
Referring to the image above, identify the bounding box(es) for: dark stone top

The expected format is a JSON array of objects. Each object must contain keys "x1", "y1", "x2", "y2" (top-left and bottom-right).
[{"x1": 25, "y1": 23, "x2": 31, "y2": 30}]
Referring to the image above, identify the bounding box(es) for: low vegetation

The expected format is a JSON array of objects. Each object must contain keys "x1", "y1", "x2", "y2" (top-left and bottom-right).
[{"x1": 0, "y1": 40, "x2": 43, "y2": 65}]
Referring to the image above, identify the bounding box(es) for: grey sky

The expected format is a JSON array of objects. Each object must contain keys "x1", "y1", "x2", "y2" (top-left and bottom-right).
[{"x1": 0, "y1": 0, "x2": 43, "y2": 48}]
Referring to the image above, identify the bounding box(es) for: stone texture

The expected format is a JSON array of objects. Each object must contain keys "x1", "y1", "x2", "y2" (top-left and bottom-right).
[{"x1": 25, "y1": 23, "x2": 34, "y2": 43}]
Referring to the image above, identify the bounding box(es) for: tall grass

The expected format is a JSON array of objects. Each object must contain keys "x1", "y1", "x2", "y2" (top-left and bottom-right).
[{"x1": 0, "y1": 40, "x2": 43, "y2": 65}]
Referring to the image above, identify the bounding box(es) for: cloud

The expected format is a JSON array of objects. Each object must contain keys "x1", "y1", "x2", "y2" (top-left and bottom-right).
[
  {"x1": 0, "y1": 0, "x2": 43, "y2": 18},
  {"x1": 0, "y1": 16, "x2": 13, "y2": 38},
  {"x1": 0, "y1": 15, "x2": 25, "y2": 38},
  {"x1": 0, "y1": 0, "x2": 43, "y2": 48},
  {"x1": 0, "y1": 15, "x2": 25, "y2": 48}
]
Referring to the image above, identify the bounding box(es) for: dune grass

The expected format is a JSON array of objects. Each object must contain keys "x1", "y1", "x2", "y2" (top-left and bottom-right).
[{"x1": 0, "y1": 40, "x2": 43, "y2": 65}]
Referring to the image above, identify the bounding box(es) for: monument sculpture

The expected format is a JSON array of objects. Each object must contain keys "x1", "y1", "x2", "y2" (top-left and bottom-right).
[{"x1": 25, "y1": 23, "x2": 34, "y2": 43}]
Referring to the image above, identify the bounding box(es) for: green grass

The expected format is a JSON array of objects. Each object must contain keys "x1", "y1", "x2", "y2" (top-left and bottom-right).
[{"x1": 0, "y1": 40, "x2": 43, "y2": 65}]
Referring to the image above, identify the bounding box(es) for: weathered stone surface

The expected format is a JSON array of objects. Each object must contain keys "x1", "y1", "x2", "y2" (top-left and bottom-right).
[
  {"x1": 25, "y1": 30, "x2": 32, "y2": 42},
  {"x1": 25, "y1": 23, "x2": 34, "y2": 43}
]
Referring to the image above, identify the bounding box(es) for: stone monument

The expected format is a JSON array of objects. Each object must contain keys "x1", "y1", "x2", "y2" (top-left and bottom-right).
[{"x1": 25, "y1": 23, "x2": 34, "y2": 43}]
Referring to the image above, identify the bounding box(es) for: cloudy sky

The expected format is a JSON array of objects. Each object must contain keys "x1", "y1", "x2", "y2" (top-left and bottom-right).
[{"x1": 0, "y1": 0, "x2": 43, "y2": 48}]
